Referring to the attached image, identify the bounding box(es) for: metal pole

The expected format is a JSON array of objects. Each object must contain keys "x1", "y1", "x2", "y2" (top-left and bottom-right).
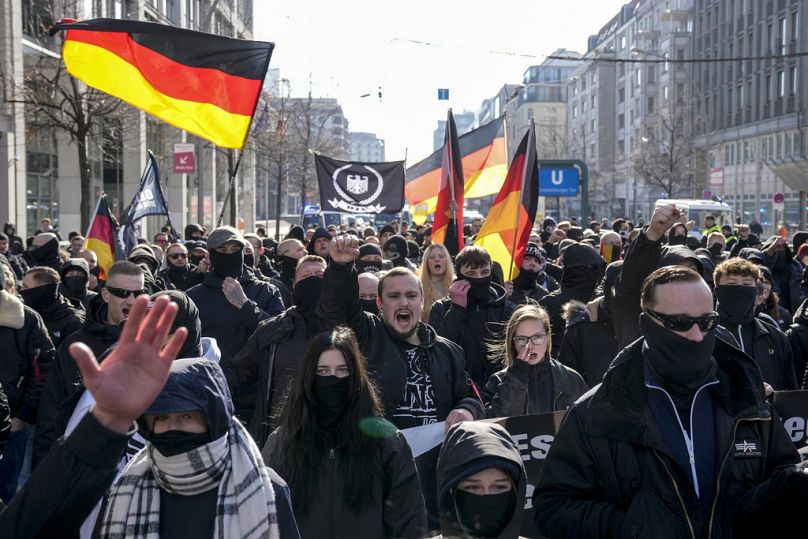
[{"x1": 216, "y1": 150, "x2": 243, "y2": 227}]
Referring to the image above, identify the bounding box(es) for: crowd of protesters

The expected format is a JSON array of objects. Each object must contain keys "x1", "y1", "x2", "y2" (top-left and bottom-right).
[{"x1": 0, "y1": 207, "x2": 807, "y2": 538}]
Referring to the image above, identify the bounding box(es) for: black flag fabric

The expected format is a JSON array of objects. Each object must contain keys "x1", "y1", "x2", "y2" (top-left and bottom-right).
[
  {"x1": 315, "y1": 154, "x2": 405, "y2": 214},
  {"x1": 119, "y1": 150, "x2": 170, "y2": 254}
]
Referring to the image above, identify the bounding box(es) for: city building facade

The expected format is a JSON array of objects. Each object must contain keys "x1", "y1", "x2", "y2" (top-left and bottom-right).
[{"x1": 350, "y1": 132, "x2": 385, "y2": 163}]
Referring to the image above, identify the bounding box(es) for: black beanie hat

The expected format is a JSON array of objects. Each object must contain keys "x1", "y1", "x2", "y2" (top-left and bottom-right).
[{"x1": 358, "y1": 243, "x2": 382, "y2": 259}]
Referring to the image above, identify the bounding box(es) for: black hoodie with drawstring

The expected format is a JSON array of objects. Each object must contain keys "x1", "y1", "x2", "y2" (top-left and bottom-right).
[{"x1": 436, "y1": 422, "x2": 527, "y2": 539}]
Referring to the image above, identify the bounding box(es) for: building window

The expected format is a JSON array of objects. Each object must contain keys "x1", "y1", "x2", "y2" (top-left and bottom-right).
[
  {"x1": 766, "y1": 74, "x2": 772, "y2": 101},
  {"x1": 662, "y1": 53, "x2": 669, "y2": 73},
  {"x1": 647, "y1": 65, "x2": 656, "y2": 84},
  {"x1": 725, "y1": 144, "x2": 733, "y2": 165},
  {"x1": 591, "y1": 119, "x2": 596, "y2": 132},
  {"x1": 778, "y1": 70, "x2": 786, "y2": 97},
  {"x1": 663, "y1": 85, "x2": 669, "y2": 100},
  {"x1": 790, "y1": 66, "x2": 798, "y2": 95},
  {"x1": 780, "y1": 17, "x2": 787, "y2": 54},
  {"x1": 618, "y1": 113, "x2": 625, "y2": 129},
  {"x1": 573, "y1": 105, "x2": 578, "y2": 118},
  {"x1": 618, "y1": 88, "x2": 625, "y2": 103},
  {"x1": 25, "y1": 129, "x2": 59, "y2": 232},
  {"x1": 647, "y1": 96, "x2": 655, "y2": 113}
]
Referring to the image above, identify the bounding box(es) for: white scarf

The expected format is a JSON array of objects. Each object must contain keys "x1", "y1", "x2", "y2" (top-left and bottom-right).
[{"x1": 100, "y1": 420, "x2": 280, "y2": 539}]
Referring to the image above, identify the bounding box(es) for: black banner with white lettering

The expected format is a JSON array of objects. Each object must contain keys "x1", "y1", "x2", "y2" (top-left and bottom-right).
[
  {"x1": 315, "y1": 154, "x2": 405, "y2": 214},
  {"x1": 773, "y1": 389, "x2": 808, "y2": 450}
]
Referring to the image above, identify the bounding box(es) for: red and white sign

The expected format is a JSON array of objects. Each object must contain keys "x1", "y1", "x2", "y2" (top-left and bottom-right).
[
  {"x1": 709, "y1": 167, "x2": 724, "y2": 186},
  {"x1": 173, "y1": 143, "x2": 195, "y2": 174}
]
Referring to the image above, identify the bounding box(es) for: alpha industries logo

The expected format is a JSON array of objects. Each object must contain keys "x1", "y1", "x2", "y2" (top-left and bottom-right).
[{"x1": 733, "y1": 439, "x2": 763, "y2": 458}]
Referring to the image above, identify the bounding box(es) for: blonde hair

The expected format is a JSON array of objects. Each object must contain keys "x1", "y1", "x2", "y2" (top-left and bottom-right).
[
  {"x1": 488, "y1": 303, "x2": 552, "y2": 367},
  {"x1": 418, "y1": 243, "x2": 455, "y2": 322}
]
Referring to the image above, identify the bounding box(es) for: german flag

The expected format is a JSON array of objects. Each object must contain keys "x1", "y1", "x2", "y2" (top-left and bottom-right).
[
  {"x1": 405, "y1": 116, "x2": 505, "y2": 223},
  {"x1": 474, "y1": 120, "x2": 539, "y2": 280},
  {"x1": 50, "y1": 18, "x2": 274, "y2": 149},
  {"x1": 432, "y1": 110, "x2": 465, "y2": 256},
  {"x1": 84, "y1": 194, "x2": 120, "y2": 280}
]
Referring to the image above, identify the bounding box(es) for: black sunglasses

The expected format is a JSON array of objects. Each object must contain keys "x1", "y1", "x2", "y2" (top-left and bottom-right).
[
  {"x1": 168, "y1": 253, "x2": 187, "y2": 259},
  {"x1": 644, "y1": 309, "x2": 720, "y2": 332},
  {"x1": 106, "y1": 286, "x2": 148, "y2": 299}
]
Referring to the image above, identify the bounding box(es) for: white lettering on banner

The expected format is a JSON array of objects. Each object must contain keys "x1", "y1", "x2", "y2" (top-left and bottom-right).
[
  {"x1": 510, "y1": 432, "x2": 555, "y2": 462},
  {"x1": 783, "y1": 416, "x2": 808, "y2": 443}
]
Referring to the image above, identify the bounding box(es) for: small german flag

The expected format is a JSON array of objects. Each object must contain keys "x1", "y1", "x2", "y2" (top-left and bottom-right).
[
  {"x1": 50, "y1": 18, "x2": 274, "y2": 149},
  {"x1": 84, "y1": 194, "x2": 121, "y2": 280}
]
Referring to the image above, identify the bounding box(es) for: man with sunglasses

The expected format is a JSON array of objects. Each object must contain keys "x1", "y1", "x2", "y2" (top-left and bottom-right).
[
  {"x1": 156, "y1": 243, "x2": 204, "y2": 292},
  {"x1": 33, "y1": 261, "x2": 146, "y2": 466},
  {"x1": 535, "y1": 266, "x2": 808, "y2": 537}
]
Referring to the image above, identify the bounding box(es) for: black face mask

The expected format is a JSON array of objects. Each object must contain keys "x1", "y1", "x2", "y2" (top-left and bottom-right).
[
  {"x1": 668, "y1": 234, "x2": 687, "y2": 246},
  {"x1": 90, "y1": 266, "x2": 101, "y2": 278},
  {"x1": 278, "y1": 255, "x2": 299, "y2": 278},
  {"x1": 20, "y1": 283, "x2": 59, "y2": 313},
  {"x1": 356, "y1": 260, "x2": 382, "y2": 274},
  {"x1": 640, "y1": 313, "x2": 716, "y2": 396},
  {"x1": 462, "y1": 275, "x2": 491, "y2": 304},
  {"x1": 243, "y1": 253, "x2": 255, "y2": 268},
  {"x1": 361, "y1": 298, "x2": 379, "y2": 315},
  {"x1": 62, "y1": 275, "x2": 88, "y2": 297},
  {"x1": 209, "y1": 249, "x2": 244, "y2": 279},
  {"x1": 454, "y1": 489, "x2": 515, "y2": 538},
  {"x1": 31, "y1": 238, "x2": 59, "y2": 263},
  {"x1": 189, "y1": 254, "x2": 205, "y2": 266},
  {"x1": 167, "y1": 264, "x2": 187, "y2": 283},
  {"x1": 313, "y1": 375, "x2": 349, "y2": 428},
  {"x1": 715, "y1": 284, "x2": 757, "y2": 326},
  {"x1": 513, "y1": 267, "x2": 539, "y2": 289},
  {"x1": 708, "y1": 244, "x2": 724, "y2": 257},
  {"x1": 292, "y1": 275, "x2": 323, "y2": 314},
  {"x1": 150, "y1": 430, "x2": 211, "y2": 457}
]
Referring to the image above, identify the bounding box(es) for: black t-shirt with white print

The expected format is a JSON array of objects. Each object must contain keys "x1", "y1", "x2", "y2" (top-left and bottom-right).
[{"x1": 391, "y1": 341, "x2": 438, "y2": 429}]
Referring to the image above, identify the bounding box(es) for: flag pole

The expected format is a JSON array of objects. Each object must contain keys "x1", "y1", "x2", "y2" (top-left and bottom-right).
[
  {"x1": 507, "y1": 120, "x2": 535, "y2": 281},
  {"x1": 447, "y1": 109, "x2": 457, "y2": 221},
  {"x1": 216, "y1": 149, "x2": 244, "y2": 227},
  {"x1": 148, "y1": 150, "x2": 178, "y2": 241}
]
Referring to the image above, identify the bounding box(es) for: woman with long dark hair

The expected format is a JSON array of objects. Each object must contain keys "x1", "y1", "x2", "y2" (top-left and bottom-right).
[{"x1": 263, "y1": 327, "x2": 426, "y2": 538}]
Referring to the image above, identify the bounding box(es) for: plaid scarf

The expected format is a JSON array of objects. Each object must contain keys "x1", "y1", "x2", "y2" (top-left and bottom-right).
[{"x1": 100, "y1": 420, "x2": 280, "y2": 539}]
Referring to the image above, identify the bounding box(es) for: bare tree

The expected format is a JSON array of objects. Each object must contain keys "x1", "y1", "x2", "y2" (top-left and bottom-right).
[{"x1": 633, "y1": 101, "x2": 694, "y2": 200}]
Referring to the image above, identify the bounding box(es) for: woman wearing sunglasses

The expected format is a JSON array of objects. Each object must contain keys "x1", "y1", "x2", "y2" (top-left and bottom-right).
[{"x1": 483, "y1": 304, "x2": 588, "y2": 418}]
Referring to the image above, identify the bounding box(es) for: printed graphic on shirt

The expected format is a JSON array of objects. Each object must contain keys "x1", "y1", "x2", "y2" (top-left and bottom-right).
[
  {"x1": 733, "y1": 438, "x2": 763, "y2": 458},
  {"x1": 393, "y1": 345, "x2": 438, "y2": 428}
]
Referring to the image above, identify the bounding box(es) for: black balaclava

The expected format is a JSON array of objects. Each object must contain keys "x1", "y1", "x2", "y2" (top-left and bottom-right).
[
  {"x1": 151, "y1": 290, "x2": 203, "y2": 358},
  {"x1": 20, "y1": 283, "x2": 60, "y2": 313},
  {"x1": 640, "y1": 313, "x2": 717, "y2": 397},
  {"x1": 454, "y1": 488, "x2": 516, "y2": 538},
  {"x1": 357, "y1": 243, "x2": 383, "y2": 274},
  {"x1": 361, "y1": 298, "x2": 379, "y2": 315},
  {"x1": 209, "y1": 249, "x2": 244, "y2": 279},
  {"x1": 715, "y1": 284, "x2": 757, "y2": 326},
  {"x1": 31, "y1": 237, "x2": 59, "y2": 265},
  {"x1": 278, "y1": 255, "x2": 299, "y2": 280},
  {"x1": 460, "y1": 272, "x2": 492, "y2": 304},
  {"x1": 313, "y1": 375, "x2": 349, "y2": 428},
  {"x1": 406, "y1": 240, "x2": 421, "y2": 263},
  {"x1": 668, "y1": 225, "x2": 688, "y2": 246},
  {"x1": 708, "y1": 243, "x2": 725, "y2": 258},
  {"x1": 514, "y1": 243, "x2": 543, "y2": 289},
  {"x1": 60, "y1": 258, "x2": 91, "y2": 298},
  {"x1": 167, "y1": 263, "x2": 188, "y2": 284},
  {"x1": 292, "y1": 275, "x2": 323, "y2": 315},
  {"x1": 243, "y1": 252, "x2": 256, "y2": 268},
  {"x1": 383, "y1": 235, "x2": 409, "y2": 268}
]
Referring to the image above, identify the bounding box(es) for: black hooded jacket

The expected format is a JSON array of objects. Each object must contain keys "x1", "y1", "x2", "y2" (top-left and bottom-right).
[
  {"x1": 539, "y1": 243, "x2": 605, "y2": 349},
  {"x1": 186, "y1": 269, "x2": 283, "y2": 363},
  {"x1": 33, "y1": 299, "x2": 123, "y2": 467},
  {"x1": 156, "y1": 263, "x2": 204, "y2": 292},
  {"x1": 436, "y1": 422, "x2": 527, "y2": 539},
  {"x1": 34, "y1": 292, "x2": 85, "y2": 349},
  {"x1": 429, "y1": 283, "x2": 517, "y2": 389},
  {"x1": 557, "y1": 298, "x2": 619, "y2": 388},
  {"x1": 761, "y1": 238, "x2": 802, "y2": 313},
  {"x1": 136, "y1": 359, "x2": 300, "y2": 539}
]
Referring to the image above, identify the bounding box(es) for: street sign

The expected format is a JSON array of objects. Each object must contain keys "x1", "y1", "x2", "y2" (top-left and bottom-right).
[
  {"x1": 173, "y1": 143, "x2": 195, "y2": 174},
  {"x1": 538, "y1": 166, "x2": 580, "y2": 197},
  {"x1": 437, "y1": 88, "x2": 449, "y2": 100},
  {"x1": 702, "y1": 190, "x2": 713, "y2": 200},
  {"x1": 773, "y1": 192, "x2": 785, "y2": 211}
]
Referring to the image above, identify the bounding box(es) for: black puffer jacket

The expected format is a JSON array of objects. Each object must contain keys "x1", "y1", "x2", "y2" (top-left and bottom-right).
[
  {"x1": 482, "y1": 356, "x2": 588, "y2": 418},
  {"x1": 761, "y1": 238, "x2": 803, "y2": 314},
  {"x1": 557, "y1": 298, "x2": 619, "y2": 388},
  {"x1": 263, "y1": 427, "x2": 426, "y2": 539},
  {"x1": 539, "y1": 243, "x2": 605, "y2": 349},
  {"x1": 186, "y1": 270, "x2": 284, "y2": 363},
  {"x1": 428, "y1": 283, "x2": 517, "y2": 389},
  {"x1": 33, "y1": 299, "x2": 121, "y2": 467},
  {"x1": 0, "y1": 291, "x2": 55, "y2": 425},
  {"x1": 534, "y1": 337, "x2": 807, "y2": 538},
  {"x1": 437, "y1": 422, "x2": 526, "y2": 539},
  {"x1": 318, "y1": 262, "x2": 484, "y2": 423},
  {"x1": 222, "y1": 307, "x2": 327, "y2": 445},
  {"x1": 786, "y1": 298, "x2": 808, "y2": 388}
]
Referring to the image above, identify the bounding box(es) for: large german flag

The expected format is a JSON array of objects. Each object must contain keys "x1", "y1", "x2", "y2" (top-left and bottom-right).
[
  {"x1": 474, "y1": 120, "x2": 539, "y2": 280},
  {"x1": 84, "y1": 194, "x2": 120, "y2": 281},
  {"x1": 405, "y1": 117, "x2": 505, "y2": 223},
  {"x1": 50, "y1": 18, "x2": 274, "y2": 149}
]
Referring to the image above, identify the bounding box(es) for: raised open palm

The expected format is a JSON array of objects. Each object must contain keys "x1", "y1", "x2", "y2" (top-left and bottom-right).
[{"x1": 69, "y1": 295, "x2": 188, "y2": 432}]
